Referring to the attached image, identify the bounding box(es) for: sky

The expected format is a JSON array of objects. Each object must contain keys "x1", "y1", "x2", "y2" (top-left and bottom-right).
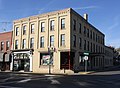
[{"x1": 0, "y1": 0, "x2": 120, "y2": 48}]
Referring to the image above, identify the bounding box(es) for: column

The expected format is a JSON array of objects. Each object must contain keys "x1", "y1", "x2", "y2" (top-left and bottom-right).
[
  {"x1": 10, "y1": 54, "x2": 14, "y2": 71},
  {"x1": 29, "y1": 54, "x2": 33, "y2": 72}
]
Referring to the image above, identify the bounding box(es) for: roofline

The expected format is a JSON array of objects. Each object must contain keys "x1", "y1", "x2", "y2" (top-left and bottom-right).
[
  {"x1": 0, "y1": 31, "x2": 13, "y2": 34},
  {"x1": 70, "y1": 8, "x2": 105, "y2": 36},
  {"x1": 13, "y1": 8, "x2": 71, "y2": 23}
]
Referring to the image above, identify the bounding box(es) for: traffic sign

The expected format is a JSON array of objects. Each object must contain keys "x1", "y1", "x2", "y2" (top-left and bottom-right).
[
  {"x1": 84, "y1": 52, "x2": 89, "y2": 55},
  {"x1": 84, "y1": 56, "x2": 88, "y2": 60}
]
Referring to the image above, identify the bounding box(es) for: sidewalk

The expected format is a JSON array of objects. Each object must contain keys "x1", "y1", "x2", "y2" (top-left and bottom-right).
[{"x1": 1, "y1": 65, "x2": 120, "y2": 75}]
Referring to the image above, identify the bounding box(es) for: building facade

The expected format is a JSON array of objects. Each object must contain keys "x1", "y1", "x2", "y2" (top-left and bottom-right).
[
  {"x1": 104, "y1": 46, "x2": 113, "y2": 67},
  {"x1": 11, "y1": 8, "x2": 105, "y2": 73},
  {"x1": 0, "y1": 31, "x2": 12, "y2": 71}
]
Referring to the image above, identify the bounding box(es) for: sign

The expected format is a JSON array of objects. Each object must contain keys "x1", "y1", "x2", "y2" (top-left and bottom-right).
[
  {"x1": 84, "y1": 52, "x2": 89, "y2": 56},
  {"x1": 83, "y1": 56, "x2": 88, "y2": 60}
]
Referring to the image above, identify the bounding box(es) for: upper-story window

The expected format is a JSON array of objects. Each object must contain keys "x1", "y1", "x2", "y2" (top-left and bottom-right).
[
  {"x1": 50, "y1": 35, "x2": 54, "y2": 46},
  {"x1": 61, "y1": 34, "x2": 65, "y2": 46},
  {"x1": 79, "y1": 37, "x2": 82, "y2": 48},
  {"x1": 96, "y1": 34, "x2": 98, "y2": 42},
  {"x1": 90, "y1": 30, "x2": 92, "y2": 39},
  {"x1": 79, "y1": 23, "x2": 81, "y2": 33},
  {"x1": 40, "y1": 36, "x2": 44, "y2": 48},
  {"x1": 73, "y1": 19, "x2": 76, "y2": 30},
  {"x1": 1, "y1": 42, "x2": 4, "y2": 51},
  {"x1": 41, "y1": 22, "x2": 45, "y2": 32},
  {"x1": 84, "y1": 40, "x2": 86, "y2": 50},
  {"x1": 15, "y1": 40, "x2": 18, "y2": 49},
  {"x1": 22, "y1": 39, "x2": 26, "y2": 49},
  {"x1": 50, "y1": 20, "x2": 54, "y2": 31},
  {"x1": 87, "y1": 28, "x2": 89, "y2": 38},
  {"x1": 61, "y1": 18, "x2": 65, "y2": 29},
  {"x1": 87, "y1": 41, "x2": 89, "y2": 51},
  {"x1": 23, "y1": 25, "x2": 26, "y2": 35},
  {"x1": 31, "y1": 24, "x2": 34, "y2": 34},
  {"x1": 93, "y1": 32, "x2": 95, "y2": 41},
  {"x1": 30, "y1": 38, "x2": 34, "y2": 48},
  {"x1": 15, "y1": 27, "x2": 19, "y2": 36},
  {"x1": 6, "y1": 41, "x2": 10, "y2": 50},
  {"x1": 84, "y1": 26, "x2": 86, "y2": 36},
  {"x1": 73, "y1": 35, "x2": 76, "y2": 47}
]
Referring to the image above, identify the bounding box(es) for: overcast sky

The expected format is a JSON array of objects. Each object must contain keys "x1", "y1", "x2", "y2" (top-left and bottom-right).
[{"x1": 0, "y1": 0, "x2": 120, "y2": 48}]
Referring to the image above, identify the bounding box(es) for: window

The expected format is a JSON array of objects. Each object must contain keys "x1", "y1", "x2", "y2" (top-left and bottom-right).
[
  {"x1": 15, "y1": 40, "x2": 18, "y2": 49},
  {"x1": 23, "y1": 25, "x2": 26, "y2": 35},
  {"x1": 50, "y1": 20, "x2": 54, "y2": 31},
  {"x1": 15, "y1": 27, "x2": 19, "y2": 36},
  {"x1": 61, "y1": 34, "x2": 65, "y2": 46},
  {"x1": 87, "y1": 41, "x2": 89, "y2": 51},
  {"x1": 1, "y1": 42, "x2": 4, "y2": 50},
  {"x1": 50, "y1": 35, "x2": 54, "y2": 46},
  {"x1": 91, "y1": 42, "x2": 92, "y2": 52},
  {"x1": 41, "y1": 22, "x2": 45, "y2": 32},
  {"x1": 73, "y1": 19, "x2": 76, "y2": 30},
  {"x1": 30, "y1": 38, "x2": 34, "y2": 48},
  {"x1": 79, "y1": 23, "x2": 81, "y2": 33},
  {"x1": 22, "y1": 39, "x2": 26, "y2": 49},
  {"x1": 87, "y1": 28, "x2": 89, "y2": 38},
  {"x1": 84, "y1": 26, "x2": 86, "y2": 36},
  {"x1": 40, "y1": 36, "x2": 44, "y2": 48},
  {"x1": 90, "y1": 30, "x2": 92, "y2": 39},
  {"x1": 6, "y1": 41, "x2": 10, "y2": 50},
  {"x1": 79, "y1": 37, "x2": 82, "y2": 48},
  {"x1": 96, "y1": 34, "x2": 98, "y2": 42},
  {"x1": 61, "y1": 18, "x2": 65, "y2": 29},
  {"x1": 31, "y1": 24, "x2": 34, "y2": 34},
  {"x1": 40, "y1": 53, "x2": 53, "y2": 65},
  {"x1": 93, "y1": 32, "x2": 95, "y2": 41},
  {"x1": 73, "y1": 35, "x2": 76, "y2": 47},
  {"x1": 84, "y1": 40, "x2": 86, "y2": 50}
]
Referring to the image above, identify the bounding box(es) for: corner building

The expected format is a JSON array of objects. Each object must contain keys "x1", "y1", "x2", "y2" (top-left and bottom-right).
[{"x1": 11, "y1": 8, "x2": 105, "y2": 73}]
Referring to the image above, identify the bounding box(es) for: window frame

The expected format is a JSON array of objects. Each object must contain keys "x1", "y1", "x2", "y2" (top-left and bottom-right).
[
  {"x1": 40, "y1": 36, "x2": 44, "y2": 48},
  {"x1": 61, "y1": 18, "x2": 65, "y2": 29},
  {"x1": 50, "y1": 35, "x2": 54, "y2": 46},
  {"x1": 30, "y1": 38, "x2": 34, "y2": 48},
  {"x1": 61, "y1": 34, "x2": 65, "y2": 46},
  {"x1": 50, "y1": 20, "x2": 54, "y2": 31}
]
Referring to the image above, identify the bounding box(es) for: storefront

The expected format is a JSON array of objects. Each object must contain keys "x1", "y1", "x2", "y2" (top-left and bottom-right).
[{"x1": 10, "y1": 49, "x2": 33, "y2": 72}]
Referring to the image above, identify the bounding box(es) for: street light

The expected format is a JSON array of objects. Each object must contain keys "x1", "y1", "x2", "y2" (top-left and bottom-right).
[{"x1": 48, "y1": 46, "x2": 55, "y2": 74}]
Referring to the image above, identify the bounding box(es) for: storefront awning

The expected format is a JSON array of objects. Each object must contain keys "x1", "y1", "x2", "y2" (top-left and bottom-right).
[
  {"x1": 5, "y1": 54, "x2": 10, "y2": 62},
  {"x1": 0, "y1": 53, "x2": 4, "y2": 62}
]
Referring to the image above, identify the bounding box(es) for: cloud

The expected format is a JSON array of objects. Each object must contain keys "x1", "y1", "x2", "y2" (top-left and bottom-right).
[
  {"x1": 108, "y1": 15, "x2": 120, "y2": 30},
  {"x1": 73, "y1": 6, "x2": 98, "y2": 10}
]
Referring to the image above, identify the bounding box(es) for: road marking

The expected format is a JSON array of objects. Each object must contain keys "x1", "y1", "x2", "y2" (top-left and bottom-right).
[
  {"x1": 17, "y1": 78, "x2": 31, "y2": 83},
  {"x1": 2, "y1": 77, "x2": 14, "y2": 82},
  {"x1": 51, "y1": 79, "x2": 60, "y2": 84},
  {"x1": 47, "y1": 76, "x2": 60, "y2": 84}
]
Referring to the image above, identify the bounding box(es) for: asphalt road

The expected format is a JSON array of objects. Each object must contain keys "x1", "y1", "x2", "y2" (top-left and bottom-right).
[{"x1": 0, "y1": 67, "x2": 120, "y2": 88}]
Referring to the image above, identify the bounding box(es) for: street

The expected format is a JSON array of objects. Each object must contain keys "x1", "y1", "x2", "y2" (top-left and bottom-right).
[{"x1": 0, "y1": 68, "x2": 120, "y2": 88}]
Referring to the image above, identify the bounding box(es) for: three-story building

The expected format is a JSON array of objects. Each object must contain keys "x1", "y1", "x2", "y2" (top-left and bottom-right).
[{"x1": 11, "y1": 8, "x2": 105, "y2": 73}]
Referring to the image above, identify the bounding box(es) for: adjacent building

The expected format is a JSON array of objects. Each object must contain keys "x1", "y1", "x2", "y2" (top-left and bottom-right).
[
  {"x1": 104, "y1": 46, "x2": 114, "y2": 67},
  {"x1": 0, "y1": 31, "x2": 12, "y2": 71},
  {"x1": 11, "y1": 8, "x2": 108, "y2": 73}
]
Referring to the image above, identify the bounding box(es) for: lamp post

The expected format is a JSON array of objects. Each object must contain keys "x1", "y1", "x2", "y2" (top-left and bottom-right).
[{"x1": 48, "y1": 46, "x2": 55, "y2": 74}]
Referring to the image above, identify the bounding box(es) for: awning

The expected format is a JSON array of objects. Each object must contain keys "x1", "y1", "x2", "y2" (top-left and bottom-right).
[
  {"x1": 0, "y1": 53, "x2": 4, "y2": 62},
  {"x1": 5, "y1": 54, "x2": 10, "y2": 62}
]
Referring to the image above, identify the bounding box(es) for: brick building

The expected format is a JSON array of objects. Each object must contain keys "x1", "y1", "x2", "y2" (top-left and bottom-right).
[{"x1": 0, "y1": 31, "x2": 12, "y2": 71}]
